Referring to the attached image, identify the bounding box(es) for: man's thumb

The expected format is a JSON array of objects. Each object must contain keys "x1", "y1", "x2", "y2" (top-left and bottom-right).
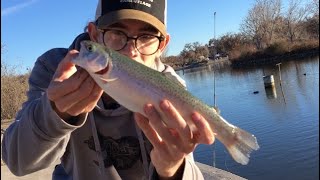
[{"x1": 53, "y1": 50, "x2": 79, "y2": 81}]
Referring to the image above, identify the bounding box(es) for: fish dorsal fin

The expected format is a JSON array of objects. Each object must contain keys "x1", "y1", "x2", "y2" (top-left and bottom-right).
[{"x1": 163, "y1": 72, "x2": 187, "y2": 89}]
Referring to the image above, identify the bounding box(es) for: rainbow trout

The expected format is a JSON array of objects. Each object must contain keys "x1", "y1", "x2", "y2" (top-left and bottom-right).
[{"x1": 72, "y1": 40, "x2": 259, "y2": 165}]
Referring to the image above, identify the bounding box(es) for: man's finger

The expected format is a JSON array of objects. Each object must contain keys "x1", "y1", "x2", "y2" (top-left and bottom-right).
[
  {"x1": 54, "y1": 75, "x2": 94, "y2": 112},
  {"x1": 144, "y1": 104, "x2": 179, "y2": 146},
  {"x1": 66, "y1": 83, "x2": 103, "y2": 116},
  {"x1": 192, "y1": 112, "x2": 215, "y2": 144},
  {"x1": 159, "y1": 100, "x2": 192, "y2": 141},
  {"x1": 48, "y1": 69, "x2": 88, "y2": 101},
  {"x1": 134, "y1": 113, "x2": 166, "y2": 151}
]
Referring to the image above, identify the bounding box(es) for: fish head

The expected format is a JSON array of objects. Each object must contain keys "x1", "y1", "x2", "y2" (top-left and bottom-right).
[{"x1": 72, "y1": 40, "x2": 110, "y2": 75}]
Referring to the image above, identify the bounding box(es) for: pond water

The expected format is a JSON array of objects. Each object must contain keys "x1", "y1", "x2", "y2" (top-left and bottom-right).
[{"x1": 176, "y1": 56, "x2": 319, "y2": 180}]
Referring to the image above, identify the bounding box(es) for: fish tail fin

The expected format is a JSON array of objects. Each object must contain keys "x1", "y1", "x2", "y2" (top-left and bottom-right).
[{"x1": 225, "y1": 127, "x2": 260, "y2": 165}]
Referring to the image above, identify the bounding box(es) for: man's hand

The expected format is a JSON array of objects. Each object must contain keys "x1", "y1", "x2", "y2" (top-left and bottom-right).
[
  {"x1": 47, "y1": 50, "x2": 104, "y2": 121},
  {"x1": 134, "y1": 99, "x2": 215, "y2": 179}
]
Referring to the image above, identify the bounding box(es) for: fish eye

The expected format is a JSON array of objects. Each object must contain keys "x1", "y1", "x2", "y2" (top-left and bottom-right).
[{"x1": 87, "y1": 44, "x2": 94, "y2": 52}]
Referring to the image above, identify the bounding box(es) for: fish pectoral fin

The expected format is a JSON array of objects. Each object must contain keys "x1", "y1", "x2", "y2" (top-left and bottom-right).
[{"x1": 100, "y1": 77, "x2": 118, "y2": 84}]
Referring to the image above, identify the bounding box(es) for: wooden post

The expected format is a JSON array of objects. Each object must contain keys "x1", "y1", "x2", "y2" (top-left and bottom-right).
[
  {"x1": 276, "y1": 63, "x2": 286, "y2": 104},
  {"x1": 213, "y1": 69, "x2": 216, "y2": 107},
  {"x1": 276, "y1": 63, "x2": 282, "y2": 84}
]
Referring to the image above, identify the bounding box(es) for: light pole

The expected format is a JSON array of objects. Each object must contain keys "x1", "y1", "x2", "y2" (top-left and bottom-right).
[
  {"x1": 212, "y1": 11, "x2": 217, "y2": 169},
  {"x1": 214, "y1": 11, "x2": 216, "y2": 41},
  {"x1": 213, "y1": 11, "x2": 217, "y2": 108}
]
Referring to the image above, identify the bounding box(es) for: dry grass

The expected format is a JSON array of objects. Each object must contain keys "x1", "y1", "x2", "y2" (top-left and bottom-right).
[
  {"x1": 1, "y1": 63, "x2": 30, "y2": 120},
  {"x1": 230, "y1": 40, "x2": 319, "y2": 62}
]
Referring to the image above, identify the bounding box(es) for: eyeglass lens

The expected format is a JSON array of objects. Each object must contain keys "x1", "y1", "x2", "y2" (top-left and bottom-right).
[{"x1": 103, "y1": 30, "x2": 161, "y2": 55}]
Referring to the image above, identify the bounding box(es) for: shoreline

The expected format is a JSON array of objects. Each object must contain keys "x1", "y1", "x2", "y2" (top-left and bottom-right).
[
  {"x1": 230, "y1": 48, "x2": 319, "y2": 68},
  {"x1": 171, "y1": 48, "x2": 319, "y2": 71}
]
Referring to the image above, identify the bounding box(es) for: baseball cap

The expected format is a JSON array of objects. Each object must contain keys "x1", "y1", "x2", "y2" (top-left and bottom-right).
[{"x1": 95, "y1": 0, "x2": 167, "y2": 36}]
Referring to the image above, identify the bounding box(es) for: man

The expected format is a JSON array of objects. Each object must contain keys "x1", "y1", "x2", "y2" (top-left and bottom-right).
[{"x1": 2, "y1": 1, "x2": 215, "y2": 179}]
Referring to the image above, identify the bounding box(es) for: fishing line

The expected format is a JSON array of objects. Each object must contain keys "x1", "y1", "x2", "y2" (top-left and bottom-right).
[
  {"x1": 224, "y1": 150, "x2": 230, "y2": 172},
  {"x1": 212, "y1": 68, "x2": 216, "y2": 168},
  {"x1": 277, "y1": 63, "x2": 287, "y2": 104},
  {"x1": 212, "y1": 143, "x2": 216, "y2": 168}
]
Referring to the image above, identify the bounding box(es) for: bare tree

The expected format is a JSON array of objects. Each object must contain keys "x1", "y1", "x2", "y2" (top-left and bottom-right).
[
  {"x1": 180, "y1": 42, "x2": 209, "y2": 64},
  {"x1": 240, "y1": 0, "x2": 282, "y2": 49},
  {"x1": 284, "y1": 0, "x2": 312, "y2": 42},
  {"x1": 216, "y1": 33, "x2": 248, "y2": 53},
  {"x1": 303, "y1": 0, "x2": 319, "y2": 39},
  {"x1": 310, "y1": 0, "x2": 319, "y2": 16}
]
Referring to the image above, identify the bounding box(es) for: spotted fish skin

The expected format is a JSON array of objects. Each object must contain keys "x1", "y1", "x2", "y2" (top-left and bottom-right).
[{"x1": 72, "y1": 40, "x2": 260, "y2": 165}]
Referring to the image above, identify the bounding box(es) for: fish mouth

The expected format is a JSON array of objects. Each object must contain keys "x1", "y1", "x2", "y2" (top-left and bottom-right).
[{"x1": 94, "y1": 63, "x2": 109, "y2": 75}]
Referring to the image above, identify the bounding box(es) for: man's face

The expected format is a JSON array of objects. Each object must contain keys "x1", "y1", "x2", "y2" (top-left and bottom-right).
[{"x1": 92, "y1": 19, "x2": 169, "y2": 68}]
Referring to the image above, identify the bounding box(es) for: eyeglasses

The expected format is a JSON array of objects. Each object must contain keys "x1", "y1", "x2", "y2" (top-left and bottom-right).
[{"x1": 99, "y1": 29, "x2": 165, "y2": 55}]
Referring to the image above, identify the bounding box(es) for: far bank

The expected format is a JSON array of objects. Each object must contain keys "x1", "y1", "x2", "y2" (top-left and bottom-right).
[{"x1": 171, "y1": 47, "x2": 319, "y2": 71}]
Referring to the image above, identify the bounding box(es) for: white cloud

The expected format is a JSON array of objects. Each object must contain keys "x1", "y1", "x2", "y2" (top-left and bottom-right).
[{"x1": 1, "y1": 0, "x2": 38, "y2": 17}]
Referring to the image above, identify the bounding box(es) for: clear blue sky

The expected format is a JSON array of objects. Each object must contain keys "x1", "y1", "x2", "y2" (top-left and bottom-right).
[{"x1": 2, "y1": 0, "x2": 268, "y2": 73}]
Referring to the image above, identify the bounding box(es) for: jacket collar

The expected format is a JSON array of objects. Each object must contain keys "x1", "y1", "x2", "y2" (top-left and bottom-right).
[{"x1": 68, "y1": 33, "x2": 91, "y2": 51}]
